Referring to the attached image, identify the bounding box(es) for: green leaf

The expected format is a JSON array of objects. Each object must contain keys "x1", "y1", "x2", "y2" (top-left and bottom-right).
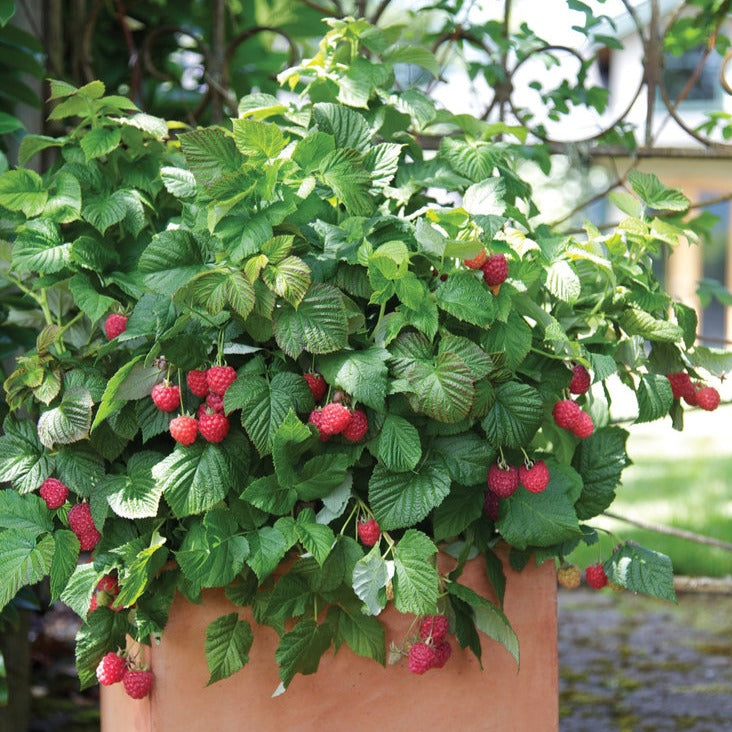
[
  {"x1": 106, "y1": 452, "x2": 165, "y2": 519},
  {"x1": 245, "y1": 526, "x2": 288, "y2": 581},
  {"x1": 572, "y1": 426, "x2": 629, "y2": 520},
  {"x1": 392, "y1": 529, "x2": 439, "y2": 615},
  {"x1": 261, "y1": 255, "x2": 311, "y2": 306},
  {"x1": 328, "y1": 603, "x2": 385, "y2": 665},
  {"x1": 205, "y1": 613, "x2": 254, "y2": 685},
  {"x1": 319, "y1": 347, "x2": 389, "y2": 411},
  {"x1": 155, "y1": 442, "x2": 232, "y2": 518},
  {"x1": 45, "y1": 172, "x2": 82, "y2": 223},
  {"x1": 319, "y1": 148, "x2": 374, "y2": 216},
  {"x1": 243, "y1": 474, "x2": 297, "y2": 515},
  {"x1": 406, "y1": 351, "x2": 474, "y2": 423},
  {"x1": 0, "y1": 418, "x2": 53, "y2": 494},
  {"x1": 55, "y1": 444, "x2": 105, "y2": 495},
  {"x1": 351, "y1": 545, "x2": 388, "y2": 616},
  {"x1": 273, "y1": 283, "x2": 348, "y2": 359},
  {"x1": 673, "y1": 303, "x2": 697, "y2": 349},
  {"x1": 231, "y1": 119, "x2": 287, "y2": 159},
  {"x1": 545, "y1": 260, "x2": 581, "y2": 303},
  {"x1": 635, "y1": 374, "x2": 673, "y2": 423},
  {"x1": 431, "y1": 432, "x2": 496, "y2": 485},
  {"x1": 114, "y1": 532, "x2": 169, "y2": 608},
  {"x1": 37, "y1": 386, "x2": 93, "y2": 449},
  {"x1": 275, "y1": 619, "x2": 333, "y2": 688},
  {"x1": 432, "y1": 484, "x2": 484, "y2": 542},
  {"x1": 179, "y1": 127, "x2": 242, "y2": 186},
  {"x1": 296, "y1": 454, "x2": 350, "y2": 502},
  {"x1": 12, "y1": 219, "x2": 70, "y2": 273},
  {"x1": 68, "y1": 274, "x2": 117, "y2": 324},
  {"x1": 376, "y1": 415, "x2": 421, "y2": 472},
  {"x1": 0, "y1": 530, "x2": 54, "y2": 611},
  {"x1": 482, "y1": 382, "x2": 543, "y2": 449},
  {"x1": 160, "y1": 166, "x2": 197, "y2": 198},
  {"x1": 462, "y1": 178, "x2": 506, "y2": 216},
  {"x1": 18, "y1": 134, "x2": 63, "y2": 164},
  {"x1": 312, "y1": 103, "x2": 371, "y2": 153},
  {"x1": 383, "y1": 44, "x2": 440, "y2": 75},
  {"x1": 139, "y1": 229, "x2": 210, "y2": 296},
  {"x1": 368, "y1": 460, "x2": 451, "y2": 530},
  {"x1": 364, "y1": 142, "x2": 402, "y2": 188},
  {"x1": 620, "y1": 308, "x2": 683, "y2": 343},
  {"x1": 496, "y1": 477, "x2": 582, "y2": 550},
  {"x1": 80, "y1": 126, "x2": 121, "y2": 160},
  {"x1": 628, "y1": 171, "x2": 689, "y2": 212},
  {"x1": 447, "y1": 582, "x2": 518, "y2": 664},
  {"x1": 50, "y1": 530, "x2": 80, "y2": 601},
  {"x1": 60, "y1": 563, "x2": 99, "y2": 618},
  {"x1": 482, "y1": 311, "x2": 532, "y2": 369},
  {"x1": 0, "y1": 168, "x2": 47, "y2": 215},
  {"x1": 435, "y1": 272, "x2": 496, "y2": 326},
  {"x1": 81, "y1": 190, "x2": 128, "y2": 234},
  {"x1": 75, "y1": 609, "x2": 130, "y2": 689},
  {"x1": 295, "y1": 509, "x2": 335, "y2": 566},
  {"x1": 606, "y1": 544, "x2": 676, "y2": 602},
  {"x1": 0, "y1": 491, "x2": 53, "y2": 535},
  {"x1": 91, "y1": 355, "x2": 144, "y2": 431}
]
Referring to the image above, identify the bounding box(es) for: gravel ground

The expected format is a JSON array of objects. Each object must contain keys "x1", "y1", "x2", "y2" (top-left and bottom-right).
[{"x1": 558, "y1": 588, "x2": 732, "y2": 732}]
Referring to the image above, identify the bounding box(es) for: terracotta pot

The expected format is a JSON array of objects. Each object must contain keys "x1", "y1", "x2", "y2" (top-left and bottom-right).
[{"x1": 101, "y1": 552, "x2": 558, "y2": 732}]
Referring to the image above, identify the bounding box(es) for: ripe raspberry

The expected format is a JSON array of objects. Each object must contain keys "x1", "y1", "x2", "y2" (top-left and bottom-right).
[
  {"x1": 585, "y1": 563, "x2": 608, "y2": 590},
  {"x1": 79, "y1": 528, "x2": 101, "y2": 551},
  {"x1": 464, "y1": 250, "x2": 487, "y2": 269},
  {"x1": 199, "y1": 412, "x2": 230, "y2": 443},
  {"x1": 483, "y1": 490, "x2": 499, "y2": 520},
  {"x1": 186, "y1": 370, "x2": 209, "y2": 398},
  {"x1": 96, "y1": 652, "x2": 127, "y2": 686},
  {"x1": 122, "y1": 669, "x2": 154, "y2": 699},
  {"x1": 684, "y1": 384, "x2": 700, "y2": 406},
  {"x1": 696, "y1": 386, "x2": 720, "y2": 412},
  {"x1": 569, "y1": 364, "x2": 591, "y2": 395},
  {"x1": 304, "y1": 373, "x2": 327, "y2": 402},
  {"x1": 151, "y1": 383, "x2": 180, "y2": 412},
  {"x1": 553, "y1": 399, "x2": 580, "y2": 430},
  {"x1": 206, "y1": 393, "x2": 225, "y2": 413},
  {"x1": 88, "y1": 595, "x2": 98, "y2": 613},
  {"x1": 666, "y1": 372, "x2": 694, "y2": 401},
  {"x1": 480, "y1": 253, "x2": 508, "y2": 287},
  {"x1": 487, "y1": 464, "x2": 519, "y2": 498},
  {"x1": 68, "y1": 503, "x2": 96, "y2": 537},
  {"x1": 207, "y1": 365, "x2": 237, "y2": 396},
  {"x1": 318, "y1": 403, "x2": 352, "y2": 436},
  {"x1": 343, "y1": 409, "x2": 368, "y2": 442},
  {"x1": 419, "y1": 615, "x2": 449, "y2": 644},
  {"x1": 432, "y1": 640, "x2": 452, "y2": 669},
  {"x1": 571, "y1": 410, "x2": 594, "y2": 439},
  {"x1": 170, "y1": 415, "x2": 198, "y2": 446},
  {"x1": 556, "y1": 564, "x2": 581, "y2": 590},
  {"x1": 519, "y1": 460, "x2": 550, "y2": 494},
  {"x1": 104, "y1": 313, "x2": 127, "y2": 340},
  {"x1": 39, "y1": 477, "x2": 69, "y2": 509},
  {"x1": 96, "y1": 575, "x2": 118, "y2": 596},
  {"x1": 408, "y1": 642, "x2": 437, "y2": 675},
  {"x1": 357, "y1": 517, "x2": 381, "y2": 546}
]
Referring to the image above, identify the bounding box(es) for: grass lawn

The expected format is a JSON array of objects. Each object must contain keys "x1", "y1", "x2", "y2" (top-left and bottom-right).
[{"x1": 568, "y1": 404, "x2": 732, "y2": 578}]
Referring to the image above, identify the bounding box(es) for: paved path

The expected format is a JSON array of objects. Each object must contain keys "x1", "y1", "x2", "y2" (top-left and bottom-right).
[{"x1": 558, "y1": 588, "x2": 732, "y2": 731}]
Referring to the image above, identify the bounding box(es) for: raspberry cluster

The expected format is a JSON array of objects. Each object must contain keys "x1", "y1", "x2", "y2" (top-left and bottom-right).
[
  {"x1": 68, "y1": 503, "x2": 101, "y2": 551},
  {"x1": 407, "y1": 614, "x2": 452, "y2": 674},
  {"x1": 552, "y1": 399, "x2": 594, "y2": 438},
  {"x1": 308, "y1": 403, "x2": 369, "y2": 442},
  {"x1": 96, "y1": 651, "x2": 154, "y2": 699},
  {"x1": 666, "y1": 372, "x2": 720, "y2": 411}
]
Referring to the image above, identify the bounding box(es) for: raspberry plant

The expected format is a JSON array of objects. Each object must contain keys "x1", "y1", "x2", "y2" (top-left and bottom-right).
[{"x1": 0, "y1": 18, "x2": 730, "y2": 692}]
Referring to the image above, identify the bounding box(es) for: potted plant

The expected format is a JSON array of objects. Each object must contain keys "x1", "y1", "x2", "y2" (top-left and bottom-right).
[{"x1": 0, "y1": 17, "x2": 726, "y2": 729}]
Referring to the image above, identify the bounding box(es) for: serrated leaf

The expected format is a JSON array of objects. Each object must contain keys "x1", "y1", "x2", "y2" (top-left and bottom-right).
[
  {"x1": 312, "y1": 103, "x2": 371, "y2": 153},
  {"x1": 392, "y1": 529, "x2": 439, "y2": 615},
  {"x1": 0, "y1": 530, "x2": 54, "y2": 611},
  {"x1": 431, "y1": 484, "x2": 484, "y2": 542},
  {"x1": 606, "y1": 544, "x2": 676, "y2": 602},
  {"x1": 406, "y1": 351, "x2": 474, "y2": 423},
  {"x1": 545, "y1": 260, "x2": 581, "y2": 303},
  {"x1": 55, "y1": 444, "x2": 105, "y2": 495},
  {"x1": 0, "y1": 491, "x2": 53, "y2": 534},
  {"x1": 245, "y1": 526, "x2": 287, "y2": 581},
  {"x1": 75, "y1": 609, "x2": 129, "y2": 689},
  {"x1": 160, "y1": 166, "x2": 197, "y2": 198},
  {"x1": 68, "y1": 274, "x2": 117, "y2": 324},
  {"x1": 205, "y1": 613, "x2": 254, "y2": 685},
  {"x1": 37, "y1": 386, "x2": 93, "y2": 449},
  {"x1": 434, "y1": 272, "x2": 496, "y2": 326},
  {"x1": 375, "y1": 414, "x2": 421, "y2": 472},
  {"x1": 0, "y1": 418, "x2": 53, "y2": 494},
  {"x1": 368, "y1": 460, "x2": 451, "y2": 530},
  {"x1": 572, "y1": 426, "x2": 629, "y2": 520},
  {"x1": 351, "y1": 546, "x2": 388, "y2": 616},
  {"x1": 106, "y1": 452, "x2": 165, "y2": 519},
  {"x1": 60, "y1": 563, "x2": 99, "y2": 618},
  {"x1": 482, "y1": 311, "x2": 532, "y2": 369},
  {"x1": 114, "y1": 532, "x2": 169, "y2": 608},
  {"x1": 139, "y1": 229, "x2": 211, "y2": 296},
  {"x1": 81, "y1": 190, "x2": 128, "y2": 234},
  {"x1": 481, "y1": 382, "x2": 543, "y2": 449},
  {"x1": 45, "y1": 172, "x2": 81, "y2": 223},
  {"x1": 273, "y1": 283, "x2": 348, "y2": 359},
  {"x1": 319, "y1": 148, "x2": 374, "y2": 216},
  {"x1": 80, "y1": 126, "x2": 121, "y2": 160},
  {"x1": 231, "y1": 118, "x2": 287, "y2": 159},
  {"x1": 319, "y1": 347, "x2": 389, "y2": 411},
  {"x1": 296, "y1": 454, "x2": 350, "y2": 502},
  {"x1": 431, "y1": 432, "x2": 496, "y2": 485},
  {"x1": 295, "y1": 509, "x2": 335, "y2": 566},
  {"x1": 179, "y1": 127, "x2": 242, "y2": 186},
  {"x1": 462, "y1": 178, "x2": 506, "y2": 216},
  {"x1": 364, "y1": 142, "x2": 402, "y2": 188},
  {"x1": 261, "y1": 256, "x2": 311, "y2": 306},
  {"x1": 635, "y1": 374, "x2": 672, "y2": 423},
  {"x1": 242, "y1": 474, "x2": 296, "y2": 515},
  {"x1": 275, "y1": 619, "x2": 333, "y2": 688},
  {"x1": 328, "y1": 604, "x2": 385, "y2": 665},
  {"x1": 12, "y1": 219, "x2": 70, "y2": 273},
  {"x1": 628, "y1": 171, "x2": 689, "y2": 212},
  {"x1": 0, "y1": 168, "x2": 47, "y2": 215},
  {"x1": 50, "y1": 530, "x2": 80, "y2": 601},
  {"x1": 91, "y1": 355, "x2": 145, "y2": 431},
  {"x1": 620, "y1": 308, "x2": 683, "y2": 343}
]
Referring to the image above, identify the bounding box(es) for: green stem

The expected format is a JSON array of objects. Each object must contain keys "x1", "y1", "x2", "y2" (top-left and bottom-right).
[
  {"x1": 530, "y1": 346, "x2": 567, "y2": 362},
  {"x1": 39, "y1": 288, "x2": 54, "y2": 326}
]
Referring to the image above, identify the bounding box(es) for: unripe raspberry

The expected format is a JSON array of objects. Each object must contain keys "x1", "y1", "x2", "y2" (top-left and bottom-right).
[
  {"x1": 557, "y1": 564, "x2": 581, "y2": 589},
  {"x1": 464, "y1": 250, "x2": 487, "y2": 269},
  {"x1": 568, "y1": 364, "x2": 591, "y2": 395},
  {"x1": 487, "y1": 464, "x2": 519, "y2": 498}
]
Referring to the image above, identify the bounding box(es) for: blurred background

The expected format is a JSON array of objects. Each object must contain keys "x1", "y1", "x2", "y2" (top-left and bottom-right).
[{"x1": 0, "y1": 1, "x2": 730, "y2": 729}]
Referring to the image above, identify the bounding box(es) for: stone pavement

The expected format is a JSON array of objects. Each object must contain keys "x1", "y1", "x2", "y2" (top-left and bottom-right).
[{"x1": 558, "y1": 588, "x2": 732, "y2": 731}]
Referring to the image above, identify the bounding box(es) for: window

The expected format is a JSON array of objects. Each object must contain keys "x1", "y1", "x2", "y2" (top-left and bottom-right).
[{"x1": 659, "y1": 47, "x2": 723, "y2": 108}]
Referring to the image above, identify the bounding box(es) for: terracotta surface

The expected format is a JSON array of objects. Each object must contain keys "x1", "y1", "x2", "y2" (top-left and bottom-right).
[{"x1": 101, "y1": 554, "x2": 558, "y2": 732}]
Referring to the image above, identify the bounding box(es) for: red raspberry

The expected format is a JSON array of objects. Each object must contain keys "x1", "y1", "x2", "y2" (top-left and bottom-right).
[
  {"x1": 207, "y1": 365, "x2": 236, "y2": 396},
  {"x1": 432, "y1": 640, "x2": 452, "y2": 669},
  {"x1": 408, "y1": 642, "x2": 437, "y2": 675},
  {"x1": 357, "y1": 517, "x2": 381, "y2": 546},
  {"x1": 483, "y1": 491, "x2": 499, "y2": 520},
  {"x1": 122, "y1": 669, "x2": 154, "y2": 699},
  {"x1": 205, "y1": 393, "x2": 225, "y2": 413},
  {"x1": 480, "y1": 254, "x2": 508, "y2": 287},
  {"x1": 96, "y1": 575, "x2": 118, "y2": 596},
  {"x1": 666, "y1": 372, "x2": 694, "y2": 401},
  {"x1": 569, "y1": 364, "x2": 591, "y2": 395},
  {"x1": 170, "y1": 415, "x2": 198, "y2": 446},
  {"x1": 343, "y1": 409, "x2": 368, "y2": 442},
  {"x1": 199, "y1": 413, "x2": 230, "y2": 443},
  {"x1": 186, "y1": 370, "x2": 209, "y2": 398},
  {"x1": 79, "y1": 529, "x2": 101, "y2": 551},
  {"x1": 96, "y1": 652, "x2": 127, "y2": 686},
  {"x1": 557, "y1": 564, "x2": 581, "y2": 589},
  {"x1": 151, "y1": 383, "x2": 180, "y2": 412},
  {"x1": 571, "y1": 410, "x2": 594, "y2": 439},
  {"x1": 419, "y1": 615, "x2": 449, "y2": 644},
  {"x1": 39, "y1": 477, "x2": 69, "y2": 509},
  {"x1": 88, "y1": 595, "x2": 98, "y2": 613},
  {"x1": 464, "y1": 250, "x2": 487, "y2": 269},
  {"x1": 585, "y1": 563, "x2": 608, "y2": 590},
  {"x1": 519, "y1": 460, "x2": 550, "y2": 493},
  {"x1": 104, "y1": 313, "x2": 127, "y2": 340},
  {"x1": 487, "y1": 464, "x2": 519, "y2": 498},
  {"x1": 684, "y1": 384, "x2": 700, "y2": 406},
  {"x1": 552, "y1": 399, "x2": 580, "y2": 430},
  {"x1": 696, "y1": 386, "x2": 720, "y2": 412},
  {"x1": 304, "y1": 373, "x2": 327, "y2": 402},
  {"x1": 318, "y1": 403, "x2": 352, "y2": 436},
  {"x1": 68, "y1": 503, "x2": 96, "y2": 537}
]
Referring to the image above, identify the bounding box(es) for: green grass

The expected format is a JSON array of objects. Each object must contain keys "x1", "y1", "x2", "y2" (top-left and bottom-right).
[{"x1": 568, "y1": 408, "x2": 732, "y2": 577}]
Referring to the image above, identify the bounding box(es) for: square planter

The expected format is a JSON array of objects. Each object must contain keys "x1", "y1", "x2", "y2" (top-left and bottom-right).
[{"x1": 101, "y1": 554, "x2": 557, "y2": 732}]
